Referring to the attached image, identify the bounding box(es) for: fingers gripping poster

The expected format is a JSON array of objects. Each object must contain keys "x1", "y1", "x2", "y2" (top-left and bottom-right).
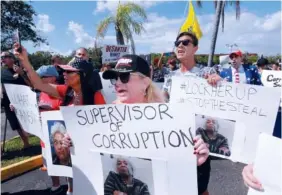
[
  {"x1": 41, "y1": 111, "x2": 73, "y2": 178},
  {"x1": 169, "y1": 76, "x2": 281, "y2": 163},
  {"x1": 60, "y1": 103, "x2": 198, "y2": 195}
]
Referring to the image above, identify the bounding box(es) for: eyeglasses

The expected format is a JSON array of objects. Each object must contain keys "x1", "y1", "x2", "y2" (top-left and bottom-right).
[
  {"x1": 110, "y1": 72, "x2": 131, "y2": 85},
  {"x1": 174, "y1": 39, "x2": 192, "y2": 47}
]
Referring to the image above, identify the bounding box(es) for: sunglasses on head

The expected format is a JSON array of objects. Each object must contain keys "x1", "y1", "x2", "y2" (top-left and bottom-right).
[
  {"x1": 174, "y1": 39, "x2": 192, "y2": 47},
  {"x1": 110, "y1": 72, "x2": 131, "y2": 85}
]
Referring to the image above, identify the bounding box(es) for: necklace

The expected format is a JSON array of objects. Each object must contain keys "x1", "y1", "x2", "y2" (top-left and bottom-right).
[{"x1": 73, "y1": 92, "x2": 82, "y2": 105}]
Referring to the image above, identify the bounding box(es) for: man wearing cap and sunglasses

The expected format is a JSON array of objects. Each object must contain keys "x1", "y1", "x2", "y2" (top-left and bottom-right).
[
  {"x1": 1, "y1": 51, "x2": 32, "y2": 149},
  {"x1": 219, "y1": 50, "x2": 262, "y2": 85}
]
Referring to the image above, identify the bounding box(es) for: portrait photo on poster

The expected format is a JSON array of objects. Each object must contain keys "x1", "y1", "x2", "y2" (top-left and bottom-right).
[
  {"x1": 101, "y1": 153, "x2": 155, "y2": 195},
  {"x1": 195, "y1": 114, "x2": 236, "y2": 159},
  {"x1": 47, "y1": 120, "x2": 72, "y2": 167}
]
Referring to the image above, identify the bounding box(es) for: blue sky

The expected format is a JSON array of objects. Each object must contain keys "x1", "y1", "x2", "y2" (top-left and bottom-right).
[{"x1": 24, "y1": 1, "x2": 281, "y2": 56}]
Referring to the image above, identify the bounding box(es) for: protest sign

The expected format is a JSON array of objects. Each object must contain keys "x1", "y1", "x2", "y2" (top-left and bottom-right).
[
  {"x1": 169, "y1": 76, "x2": 281, "y2": 163},
  {"x1": 4, "y1": 84, "x2": 42, "y2": 139},
  {"x1": 100, "y1": 72, "x2": 164, "y2": 103},
  {"x1": 41, "y1": 111, "x2": 72, "y2": 177},
  {"x1": 261, "y1": 70, "x2": 282, "y2": 88},
  {"x1": 102, "y1": 44, "x2": 129, "y2": 63},
  {"x1": 60, "y1": 103, "x2": 198, "y2": 195},
  {"x1": 247, "y1": 133, "x2": 281, "y2": 195}
]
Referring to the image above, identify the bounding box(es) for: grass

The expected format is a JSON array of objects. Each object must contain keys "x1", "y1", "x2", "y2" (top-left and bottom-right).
[{"x1": 1, "y1": 136, "x2": 41, "y2": 168}]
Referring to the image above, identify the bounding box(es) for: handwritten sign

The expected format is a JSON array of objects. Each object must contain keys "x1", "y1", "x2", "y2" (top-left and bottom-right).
[
  {"x1": 60, "y1": 103, "x2": 198, "y2": 195},
  {"x1": 169, "y1": 76, "x2": 281, "y2": 163},
  {"x1": 102, "y1": 44, "x2": 129, "y2": 63},
  {"x1": 4, "y1": 84, "x2": 42, "y2": 139}
]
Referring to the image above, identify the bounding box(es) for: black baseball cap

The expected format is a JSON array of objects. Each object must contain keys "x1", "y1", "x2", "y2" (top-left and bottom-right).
[
  {"x1": 58, "y1": 57, "x2": 93, "y2": 74},
  {"x1": 257, "y1": 58, "x2": 269, "y2": 67},
  {"x1": 102, "y1": 54, "x2": 151, "y2": 80}
]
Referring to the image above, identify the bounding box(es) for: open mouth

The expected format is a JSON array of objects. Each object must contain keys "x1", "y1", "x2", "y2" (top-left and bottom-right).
[
  {"x1": 117, "y1": 89, "x2": 126, "y2": 93},
  {"x1": 178, "y1": 50, "x2": 185, "y2": 54}
]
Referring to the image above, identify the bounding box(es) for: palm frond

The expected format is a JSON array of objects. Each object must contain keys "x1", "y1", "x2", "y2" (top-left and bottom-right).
[
  {"x1": 96, "y1": 16, "x2": 115, "y2": 38},
  {"x1": 228, "y1": 0, "x2": 240, "y2": 20},
  {"x1": 124, "y1": 3, "x2": 147, "y2": 21}
]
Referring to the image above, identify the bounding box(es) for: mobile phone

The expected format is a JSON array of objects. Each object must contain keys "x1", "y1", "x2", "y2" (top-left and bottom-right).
[{"x1": 13, "y1": 29, "x2": 22, "y2": 53}]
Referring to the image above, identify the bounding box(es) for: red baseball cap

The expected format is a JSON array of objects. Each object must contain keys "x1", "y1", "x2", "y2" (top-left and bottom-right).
[{"x1": 229, "y1": 50, "x2": 243, "y2": 58}]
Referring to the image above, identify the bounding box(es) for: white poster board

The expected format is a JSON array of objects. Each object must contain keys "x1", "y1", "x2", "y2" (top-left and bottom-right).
[
  {"x1": 4, "y1": 84, "x2": 42, "y2": 139},
  {"x1": 169, "y1": 76, "x2": 281, "y2": 163},
  {"x1": 41, "y1": 111, "x2": 72, "y2": 178},
  {"x1": 100, "y1": 72, "x2": 164, "y2": 104},
  {"x1": 60, "y1": 103, "x2": 198, "y2": 195},
  {"x1": 102, "y1": 44, "x2": 129, "y2": 63},
  {"x1": 261, "y1": 70, "x2": 282, "y2": 88},
  {"x1": 247, "y1": 133, "x2": 281, "y2": 195}
]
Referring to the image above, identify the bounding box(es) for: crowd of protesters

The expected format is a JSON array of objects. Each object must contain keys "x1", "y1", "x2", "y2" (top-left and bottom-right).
[{"x1": 1, "y1": 31, "x2": 281, "y2": 195}]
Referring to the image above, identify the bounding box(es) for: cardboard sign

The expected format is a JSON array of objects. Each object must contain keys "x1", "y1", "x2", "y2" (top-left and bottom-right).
[
  {"x1": 41, "y1": 111, "x2": 73, "y2": 177},
  {"x1": 102, "y1": 45, "x2": 129, "y2": 63},
  {"x1": 4, "y1": 84, "x2": 42, "y2": 139},
  {"x1": 248, "y1": 133, "x2": 281, "y2": 195},
  {"x1": 169, "y1": 77, "x2": 281, "y2": 163},
  {"x1": 60, "y1": 103, "x2": 198, "y2": 195},
  {"x1": 261, "y1": 70, "x2": 282, "y2": 88}
]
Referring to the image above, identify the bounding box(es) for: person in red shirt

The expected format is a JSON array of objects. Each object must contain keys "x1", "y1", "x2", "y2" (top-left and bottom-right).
[
  {"x1": 14, "y1": 43, "x2": 105, "y2": 195},
  {"x1": 13, "y1": 43, "x2": 106, "y2": 107}
]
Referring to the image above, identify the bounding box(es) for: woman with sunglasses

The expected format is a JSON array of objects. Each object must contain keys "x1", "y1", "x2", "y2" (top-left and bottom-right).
[
  {"x1": 13, "y1": 43, "x2": 106, "y2": 195},
  {"x1": 13, "y1": 43, "x2": 106, "y2": 107}
]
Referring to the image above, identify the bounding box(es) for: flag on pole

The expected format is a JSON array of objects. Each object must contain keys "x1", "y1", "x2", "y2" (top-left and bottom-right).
[{"x1": 180, "y1": 1, "x2": 203, "y2": 40}]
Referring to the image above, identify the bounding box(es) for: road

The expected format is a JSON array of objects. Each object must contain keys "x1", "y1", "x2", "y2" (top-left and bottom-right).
[
  {"x1": 1, "y1": 160, "x2": 248, "y2": 195},
  {"x1": 1, "y1": 112, "x2": 249, "y2": 195},
  {"x1": 1, "y1": 112, "x2": 18, "y2": 142}
]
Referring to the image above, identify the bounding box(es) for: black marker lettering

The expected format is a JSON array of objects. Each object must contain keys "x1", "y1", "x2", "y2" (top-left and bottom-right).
[
  {"x1": 132, "y1": 106, "x2": 143, "y2": 120},
  {"x1": 144, "y1": 106, "x2": 157, "y2": 120},
  {"x1": 159, "y1": 104, "x2": 173, "y2": 119},
  {"x1": 110, "y1": 134, "x2": 121, "y2": 149},
  {"x1": 102, "y1": 135, "x2": 111, "y2": 148},
  {"x1": 119, "y1": 133, "x2": 131, "y2": 148},
  {"x1": 108, "y1": 106, "x2": 118, "y2": 122},
  {"x1": 99, "y1": 107, "x2": 109, "y2": 123},
  {"x1": 168, "y1": 131, "x2": 181, "y2": 147},
  {"x1": 92, "y1": 134, "x2": 102, "y2": 147},
  {"x1": 76, "y1": 110, "x2": 87, "y2": 125},
  {"x1": 140, "y1": 132, "x2": 149, "y2": 149},
  {"x1": 127, "y1": 133, "x2": 140, "y2": 149},
  {"x1": 149, "y1": 131, "x2": 160, "y2": 149},
  {"x1": 247, "y1": 88, "x2": 257, "y2": 100},
  {"x1": 92, "y1": 108, "x2": 100, "y2": 123}
]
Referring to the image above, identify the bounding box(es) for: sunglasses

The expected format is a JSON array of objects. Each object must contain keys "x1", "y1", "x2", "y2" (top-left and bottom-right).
[
  {"x1": 1, "y1": 56, "x2": 12, "y2": 59},
  {"x1": 174, "y1": 39, "x2": 192, "y2": 47},
  {"x1": 110, "y1": 72, "x2": 131, "y2": 85}
]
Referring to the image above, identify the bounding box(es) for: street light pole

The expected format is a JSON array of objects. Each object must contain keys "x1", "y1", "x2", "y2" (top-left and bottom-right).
[{"x1": 226, "y1": 43, "x2": 238, "y2": 52}]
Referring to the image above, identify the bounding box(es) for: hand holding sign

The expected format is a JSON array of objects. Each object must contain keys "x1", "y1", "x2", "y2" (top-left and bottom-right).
[{"x1": 193, "y1": 135, "x2": 209, "y2": 166}]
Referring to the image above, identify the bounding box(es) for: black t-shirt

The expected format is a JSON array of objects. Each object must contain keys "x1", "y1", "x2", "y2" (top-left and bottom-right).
[{"x1": 1, "y1": 67, "x2": 28, "y2": 107}]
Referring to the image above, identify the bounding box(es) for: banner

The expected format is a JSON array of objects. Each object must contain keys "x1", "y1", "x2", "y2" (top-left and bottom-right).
[
  {"x1": 41, "y1": 111, "x2": 73, "y2": 177},
  {"x1": 247, "y1": 133, "x2": 281, "y2": 195},
  {"x1": 102, "y1": 44, "x2": 129, "y2": 63},
  {"x1": 4, "y1": 84, "x2": 42, "y2": 139},
  {"x1": 60, "y1": 103, "x2": 198, "y2": 195},
  {"x1": 169, "y1": 77, "x2": 281, "y2": 163}
]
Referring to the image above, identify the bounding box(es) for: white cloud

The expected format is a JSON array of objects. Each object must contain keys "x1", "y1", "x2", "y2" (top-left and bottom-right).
[
  {"x1": 128, "y1": 10, "x2": 281, "y2": 56},
  {"x1": 67, "y1": 21, "x2": 95, "y2": 47},
  {"x1": 36, "y1": 14, "x2": 55, "y2": 33},
  {"x1": 38, "y1": 44, "x2": 72, "y2": 56},
  {"x1": 94, "y1": 0, "x2": 159, "y2": 14}
]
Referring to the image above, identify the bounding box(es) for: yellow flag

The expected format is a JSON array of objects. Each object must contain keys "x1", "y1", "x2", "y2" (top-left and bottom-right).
[{"x1": 180, "y1": 1, "x2": 203, "y2": 39}]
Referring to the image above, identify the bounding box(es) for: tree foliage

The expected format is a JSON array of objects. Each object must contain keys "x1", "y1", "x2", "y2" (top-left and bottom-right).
[
  {"x1": 96, "y1": 2, "x2": 147, "y2": 54},
  {"x1": 1, "y1": 0, "x2": 47, "y2": 51}
]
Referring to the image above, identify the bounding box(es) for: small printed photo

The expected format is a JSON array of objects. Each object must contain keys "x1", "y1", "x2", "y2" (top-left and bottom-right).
[
  {"x1": 101, "y1": 153, "x2": 154, "y2": 195},
  {"x1": 47, "y1": 120, "x2": 72, "y2": 167},
  {"x1": 195, "y1": 114, "x2": 236, "y2": 157}
]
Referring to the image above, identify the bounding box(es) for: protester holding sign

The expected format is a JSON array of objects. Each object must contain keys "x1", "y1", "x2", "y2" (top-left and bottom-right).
[
  {"x1": 1, "y1": 51, "x2": 31, "y2": 148},
  {"x1": 13, "y1": 43, "x2": 106, "y2": 107},
  {"x1": 99, "y1": 54, "x2": 209, "y2": 195},
  {"x1": 162, "y1": 31, "x2": 219, "y2": 195}
]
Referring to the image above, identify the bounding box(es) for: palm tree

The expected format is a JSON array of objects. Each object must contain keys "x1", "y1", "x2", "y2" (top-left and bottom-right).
[
  {"x1": 96, "y1": 2, "x2": 147, "y2": 54},
  {"x1": 196, "y1": 0, "x2": 240, "y2": 67}
]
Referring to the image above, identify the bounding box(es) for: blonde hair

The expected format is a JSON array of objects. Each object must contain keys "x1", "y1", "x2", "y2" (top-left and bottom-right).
[{"x1": 134, "y1": 72, "x2": 165, "y2": 103}]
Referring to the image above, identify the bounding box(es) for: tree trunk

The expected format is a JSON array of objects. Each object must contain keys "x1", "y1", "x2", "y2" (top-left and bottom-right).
[
  {"x1": 207, "y1": 0, "x2": 223, "y2": 67},
  {"x1": 115, "y1": 25, "x2": 125, "y2": 45}
]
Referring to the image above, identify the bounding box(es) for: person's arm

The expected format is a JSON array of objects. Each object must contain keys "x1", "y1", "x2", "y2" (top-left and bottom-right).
[
  {"x1": 242, "y1": 164, "x2": 263, "y2": 190},
  {"x1": 13, "y1": 43, "x2": 60, "y2": 99},
  {"x1": 104, "y1": 172, "x2": 117, "y2": 195},
  {"x1": 13, "y1": 65, "x2": 33, "y2": 87}
]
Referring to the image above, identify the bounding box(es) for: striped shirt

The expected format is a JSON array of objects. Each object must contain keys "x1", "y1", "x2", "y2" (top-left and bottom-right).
[{"x1": 104, "y1": 171, "x2": 150, "y2": 195}]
